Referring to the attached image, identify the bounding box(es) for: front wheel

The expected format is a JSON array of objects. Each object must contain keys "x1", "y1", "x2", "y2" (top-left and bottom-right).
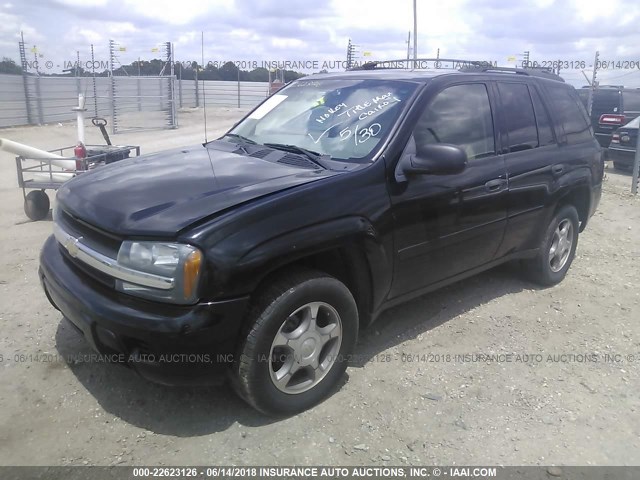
[
  {"x1": 522, "y1": 205, "x2": 579, "y2": 286},
  {"x1": 232, "y1": 268, "x2": 358, "y2": 415}
]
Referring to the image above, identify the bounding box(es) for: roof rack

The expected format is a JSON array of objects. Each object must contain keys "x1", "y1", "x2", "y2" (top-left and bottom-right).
[
  {"x1": 349, "y1": 57, "x2": 494, "y2": 71},
  {"x1": 348, "y1": 58, "x2": 565, "y2": 82},
  {"x1": 458, "y1": 65, "x2": 565, "y2": 82}
]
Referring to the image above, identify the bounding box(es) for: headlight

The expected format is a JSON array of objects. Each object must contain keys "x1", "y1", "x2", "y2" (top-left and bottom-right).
[{"x1": 116, "y1": 241, "x2": 203, "y2": 304}]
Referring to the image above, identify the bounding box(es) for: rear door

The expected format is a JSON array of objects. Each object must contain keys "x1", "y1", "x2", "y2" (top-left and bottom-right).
[{"x1": 494, "y1": 81, "x2": 562, "y2": 256}]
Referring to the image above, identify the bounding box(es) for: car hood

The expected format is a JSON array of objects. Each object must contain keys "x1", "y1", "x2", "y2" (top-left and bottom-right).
[{"x1": 57, "y1": 143, "x2": 337, "y2": 236}]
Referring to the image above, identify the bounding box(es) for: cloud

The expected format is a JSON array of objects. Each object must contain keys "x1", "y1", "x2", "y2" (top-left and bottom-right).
[{"x1": 1, "y1": 0, "x2": 640, "y2": 87}]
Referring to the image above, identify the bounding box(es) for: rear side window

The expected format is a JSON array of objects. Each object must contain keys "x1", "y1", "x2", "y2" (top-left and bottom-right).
[
  {"x1": 530, "y1": 87, "x2": 556, "y2": 146},
  {"x1": 546, "y1": 85, "x2": 593, "y2": 145},
  {"x1": 592, "y1": 89, "x2": 621, "y2": 114},
  {"x1": 622, "y1": 90, "x2": 640, "y2": 112},
  {"x1": 414, "y1": 83, "x2": 495, "y2": 160},
  {"x1": 498, "y1": 83, "x2": 538, "y2": 152}
]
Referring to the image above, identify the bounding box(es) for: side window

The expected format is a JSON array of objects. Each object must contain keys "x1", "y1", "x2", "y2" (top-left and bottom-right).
[
  {"x1": 530, "y1": 86, "x2": 556, "y2": 146},
  {"x1": 414, "y1": 83, "x2": 495, "y2": 160},
  {"x1": 546, "y1": 85, "x2": 593, "y2": 145},
  {"x1": 497, "y1": 83, "x2": 538, "y2": 152},
  {"x1": 592, "y1": 89, "x2": 622, "y2": 114},
  {"x1": 623, "y1": 90, "x2": 640, "y2": 113}
]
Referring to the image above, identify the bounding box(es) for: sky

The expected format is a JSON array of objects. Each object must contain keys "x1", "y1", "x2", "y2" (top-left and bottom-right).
[{"x1": 2, "y1": 0, "x2": 640, "y2": 87}]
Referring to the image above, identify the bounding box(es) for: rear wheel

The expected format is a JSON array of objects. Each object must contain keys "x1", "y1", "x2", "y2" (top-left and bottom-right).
[
  {"x1": 24, "y1": 190, "x2": 50, "y2": 221},
  {"x1": 522, "y1": 205, "x2": 579, "y2": 286},
  {"x1": 232, "y1": 268, "x2": 358, "y2": 415}
]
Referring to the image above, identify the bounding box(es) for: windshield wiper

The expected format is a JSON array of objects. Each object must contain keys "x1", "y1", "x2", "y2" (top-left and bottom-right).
[
  {"x1": 263, "y1": 143, "x2": 328, "y2": 169},
  {"x1": 225, "y1": 133, "x2": 258, "y2": 145}
]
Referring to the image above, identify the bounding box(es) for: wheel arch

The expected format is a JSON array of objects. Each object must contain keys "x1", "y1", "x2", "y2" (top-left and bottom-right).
[
  {"x1": 236, "y1": 217, "x2": 387, "y2": 329},
  {"x1": 554, "y1": 183, "x2": 591, "y2": 232}
]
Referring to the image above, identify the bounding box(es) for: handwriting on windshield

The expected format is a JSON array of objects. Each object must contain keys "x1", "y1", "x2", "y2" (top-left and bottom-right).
[
  {"x1": 339, "y1": 123, "x2": 382, "y2": 145},
  {"x1": 336, "y1": 92, "x2": 401, "y2": 121},
  {"x1": 315, "y1": 103, "x2": 348, "y2": 125},
  {"x1": 308, "y1": 92, "x2": 401, "y2": 144}
]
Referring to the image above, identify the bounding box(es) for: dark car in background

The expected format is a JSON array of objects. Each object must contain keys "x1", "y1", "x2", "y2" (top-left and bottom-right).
[
  {"x1": 608, "y1": 116, "x2": 639, "y2": 171},
  {"x1": 578, "y1": 86, "x2": 640, "y2": 148}
]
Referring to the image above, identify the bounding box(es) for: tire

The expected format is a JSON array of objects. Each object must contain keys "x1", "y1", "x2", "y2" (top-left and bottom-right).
[
  {"x1": 24, "y1": 190, "x2": 50, "y2": 221},
  {"x1": 232, "y1": 268, "x2": 358, "y2": 416},
  {"x1": 522, "y1": 205, "x2": 579, "y2": 287}
]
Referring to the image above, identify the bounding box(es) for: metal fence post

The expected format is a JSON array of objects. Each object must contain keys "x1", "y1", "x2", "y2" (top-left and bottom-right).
[
  {"x1": 18, "y1": 33, "x2": 35, "y2": 125},
  {"x1": 109, "y1": 39, "x2": 117, "y2": 134},
  {"x1": 35, "y1": 75, "x2": 44, "y2": 124},
  {"x1": 91, "y1": 44, "x2": 99, "y2": 117},
  {"x1": 632, "y1": 129, "x2": 640, "y2": 195}
]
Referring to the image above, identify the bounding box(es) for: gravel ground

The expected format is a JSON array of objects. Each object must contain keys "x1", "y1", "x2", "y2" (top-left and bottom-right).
[{"x1": 0, "y1": 110, "x2": 638, "y2": 466}]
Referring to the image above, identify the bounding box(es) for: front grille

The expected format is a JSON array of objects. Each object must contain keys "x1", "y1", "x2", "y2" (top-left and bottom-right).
[
  {"x1": 60, "y1": 245, "x2": 115, "y2": 289},
  {"x1": 55, "y1": 208, "x2": 121, "y2": 287},
  {"x1": 58, "y1": 209, "x2": 121, "y2": 256}
]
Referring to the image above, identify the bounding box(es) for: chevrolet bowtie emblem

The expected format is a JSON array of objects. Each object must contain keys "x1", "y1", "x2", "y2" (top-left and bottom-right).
[{"x1": 64, "y1": 236, "x2": 81, "y2": 258}]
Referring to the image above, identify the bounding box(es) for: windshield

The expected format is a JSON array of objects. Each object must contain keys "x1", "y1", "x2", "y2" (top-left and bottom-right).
[{"x1": 226, "y1": 79, "x2": 417, "y2": 162}]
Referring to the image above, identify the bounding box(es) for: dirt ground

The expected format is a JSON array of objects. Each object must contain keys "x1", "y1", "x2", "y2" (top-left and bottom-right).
[{"x1": 0, "y1": 109, "x2": 638, "y2": 467}]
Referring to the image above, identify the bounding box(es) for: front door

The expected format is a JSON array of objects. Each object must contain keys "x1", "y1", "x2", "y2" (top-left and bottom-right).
[{"x1": 389, "y1": 82, "x2": 508, "y2": 299}]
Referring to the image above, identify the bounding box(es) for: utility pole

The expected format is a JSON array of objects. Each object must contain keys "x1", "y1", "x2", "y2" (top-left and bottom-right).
[
  {"x1": 587, "y1": 51, "x2": 600, "y2": 117},
  {"x1": 406, "y1": 31, "x2": 411, "y2": 61},
  {"x1": 75, "y1": 50, "x2": 81, "y2": 97},
  {"x1": 32, "y1": 45, "x2": 39, "y2": 74},
  {"x1": 412, "y1": 0, "x2": 418, "y2": 64},
  {"x1": 346, "y1": 39, "x2": 357, "y2": 69}
]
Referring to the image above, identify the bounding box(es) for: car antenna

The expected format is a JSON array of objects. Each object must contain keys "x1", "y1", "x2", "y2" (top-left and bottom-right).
[{"x1": 202, "y1": 31, "x2": 208, "y2": 143}]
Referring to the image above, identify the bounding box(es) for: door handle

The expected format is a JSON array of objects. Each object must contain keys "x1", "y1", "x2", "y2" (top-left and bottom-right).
[
  {"x1": 485, "y1": 179, "x2": 506, "y2": 192},
  {"x1": 552, "y1": 164, "x2": 564, "y2": 176}
]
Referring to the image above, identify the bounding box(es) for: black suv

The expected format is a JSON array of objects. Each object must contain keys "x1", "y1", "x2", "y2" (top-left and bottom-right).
[
  {"x1": 39, "y1": 65, "x2": 603, "y2": 415},
  {"x1": 577, "y1": 86, "x2": 640, "y2": 148}
]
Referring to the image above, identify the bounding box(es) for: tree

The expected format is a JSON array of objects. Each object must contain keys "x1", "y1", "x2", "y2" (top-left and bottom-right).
[
  {"x1": 219, "y1": 61, "x2": 239, "y2": 81},
  {"x1": 0, "y1": 57, "x2": 22, "y2": 75}
]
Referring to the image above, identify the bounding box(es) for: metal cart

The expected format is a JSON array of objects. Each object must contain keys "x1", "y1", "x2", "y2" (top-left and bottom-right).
[{"x1": 16, "y1": 143, "x2": 140, "y2": 221}]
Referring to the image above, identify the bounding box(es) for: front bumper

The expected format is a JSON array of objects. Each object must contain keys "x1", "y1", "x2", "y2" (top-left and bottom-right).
[{"x1": 39, "y1": 235, "x2": 249, "y2": 386}]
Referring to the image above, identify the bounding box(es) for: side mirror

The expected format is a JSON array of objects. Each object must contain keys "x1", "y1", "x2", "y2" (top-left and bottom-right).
[{"x1": 403, "y1": 144, "x2": 468, "y2": 176}]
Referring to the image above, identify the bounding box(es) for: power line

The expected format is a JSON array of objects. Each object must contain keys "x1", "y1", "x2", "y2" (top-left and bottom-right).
[{"x1": 599, "y1": 69, "x2": 640, "y2": 81}]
